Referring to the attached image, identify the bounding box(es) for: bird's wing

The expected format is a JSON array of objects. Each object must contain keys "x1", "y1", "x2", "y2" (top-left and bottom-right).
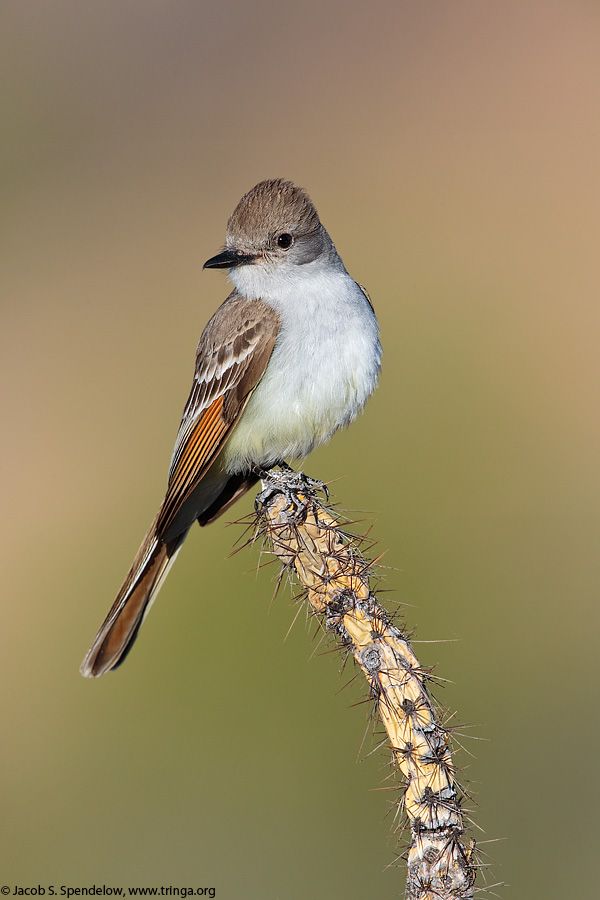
[{"x1": 156, "y1": 293, "x2": 280, "y2": 537}]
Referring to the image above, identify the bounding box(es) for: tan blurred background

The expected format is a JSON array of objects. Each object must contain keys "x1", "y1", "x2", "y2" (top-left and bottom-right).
[{"x1": 2, "y1": 1, "x2": 599, "y2": 896}]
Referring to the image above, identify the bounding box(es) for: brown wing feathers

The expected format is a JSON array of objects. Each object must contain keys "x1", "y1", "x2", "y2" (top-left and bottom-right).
[
  {"x1": 157, "y1": 298, "x2": 279, "y2": 537},
  {"x1": 157, "y1": 394, "x2": 228, "y2": 534}
]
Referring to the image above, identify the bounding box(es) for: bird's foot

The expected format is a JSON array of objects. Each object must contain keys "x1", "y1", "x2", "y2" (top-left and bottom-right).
[{"x1": 253, "y1": 464, "x2": 329, "y2": 516}]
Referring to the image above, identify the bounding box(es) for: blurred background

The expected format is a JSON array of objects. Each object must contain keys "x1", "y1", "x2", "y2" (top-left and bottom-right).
[{"x1": 2, "y1": 1, "x2": 599, "y2": 896}]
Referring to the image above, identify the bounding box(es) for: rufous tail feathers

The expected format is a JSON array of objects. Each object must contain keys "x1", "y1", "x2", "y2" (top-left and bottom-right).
[
  {"x1": 80, "y1": 474, "x2": 258, "y2": 677},
  {"x1": 80, "y1": 518, "x2": 182, "y2": 678}
]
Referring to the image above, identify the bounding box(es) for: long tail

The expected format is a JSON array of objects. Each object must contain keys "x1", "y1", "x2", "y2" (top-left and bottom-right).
[
  {"x1": 80, "y1": 473, "x2": 259, "y2": 677},
  {"x1": 80, "y1": 513, "x2": 184, "y2": 678}
]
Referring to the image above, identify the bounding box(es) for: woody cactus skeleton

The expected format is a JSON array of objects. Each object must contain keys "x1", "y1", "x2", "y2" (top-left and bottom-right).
[{"x1": 251, "y1": 469, "x2": 477, "y2": 900}]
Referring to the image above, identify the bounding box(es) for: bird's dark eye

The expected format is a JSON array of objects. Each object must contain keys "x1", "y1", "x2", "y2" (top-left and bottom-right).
[{"x1": 277, "y1": 233, "x2": 293, "y2": 249}]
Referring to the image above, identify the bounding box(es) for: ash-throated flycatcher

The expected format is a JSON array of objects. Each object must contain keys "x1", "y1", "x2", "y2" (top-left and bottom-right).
[{"x1": 81, "y1": 179, "x2": 381, "y2": 677}]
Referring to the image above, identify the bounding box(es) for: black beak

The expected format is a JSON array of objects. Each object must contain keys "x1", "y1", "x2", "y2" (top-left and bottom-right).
[{"x1": 203, "y1": 248, "x2": 258, "y2": 270}]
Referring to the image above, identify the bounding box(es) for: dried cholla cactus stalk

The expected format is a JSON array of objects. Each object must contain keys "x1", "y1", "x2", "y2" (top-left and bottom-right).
[{"x1": 251, "y1": 469, "x2": 477, "y2": 900}]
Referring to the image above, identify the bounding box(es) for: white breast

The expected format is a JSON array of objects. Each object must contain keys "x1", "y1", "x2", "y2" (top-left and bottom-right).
[{"x1": 223, "y1": 261, "x2": 381, "y2": 473}]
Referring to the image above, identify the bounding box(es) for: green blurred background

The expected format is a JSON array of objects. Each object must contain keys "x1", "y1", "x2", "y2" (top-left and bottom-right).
[{"x1": 2, "y1": 1, "x2": 599, "y2": 897}]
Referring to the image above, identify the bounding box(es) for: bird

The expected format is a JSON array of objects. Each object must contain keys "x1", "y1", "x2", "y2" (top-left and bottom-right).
[{"x1": 80, "y1": 178, "x2": 381, "y2": 677}]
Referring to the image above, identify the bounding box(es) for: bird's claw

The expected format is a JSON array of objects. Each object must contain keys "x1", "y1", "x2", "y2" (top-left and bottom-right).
[{"x1": 253, "y1": 466, "x2": 329, "y2": 516}]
